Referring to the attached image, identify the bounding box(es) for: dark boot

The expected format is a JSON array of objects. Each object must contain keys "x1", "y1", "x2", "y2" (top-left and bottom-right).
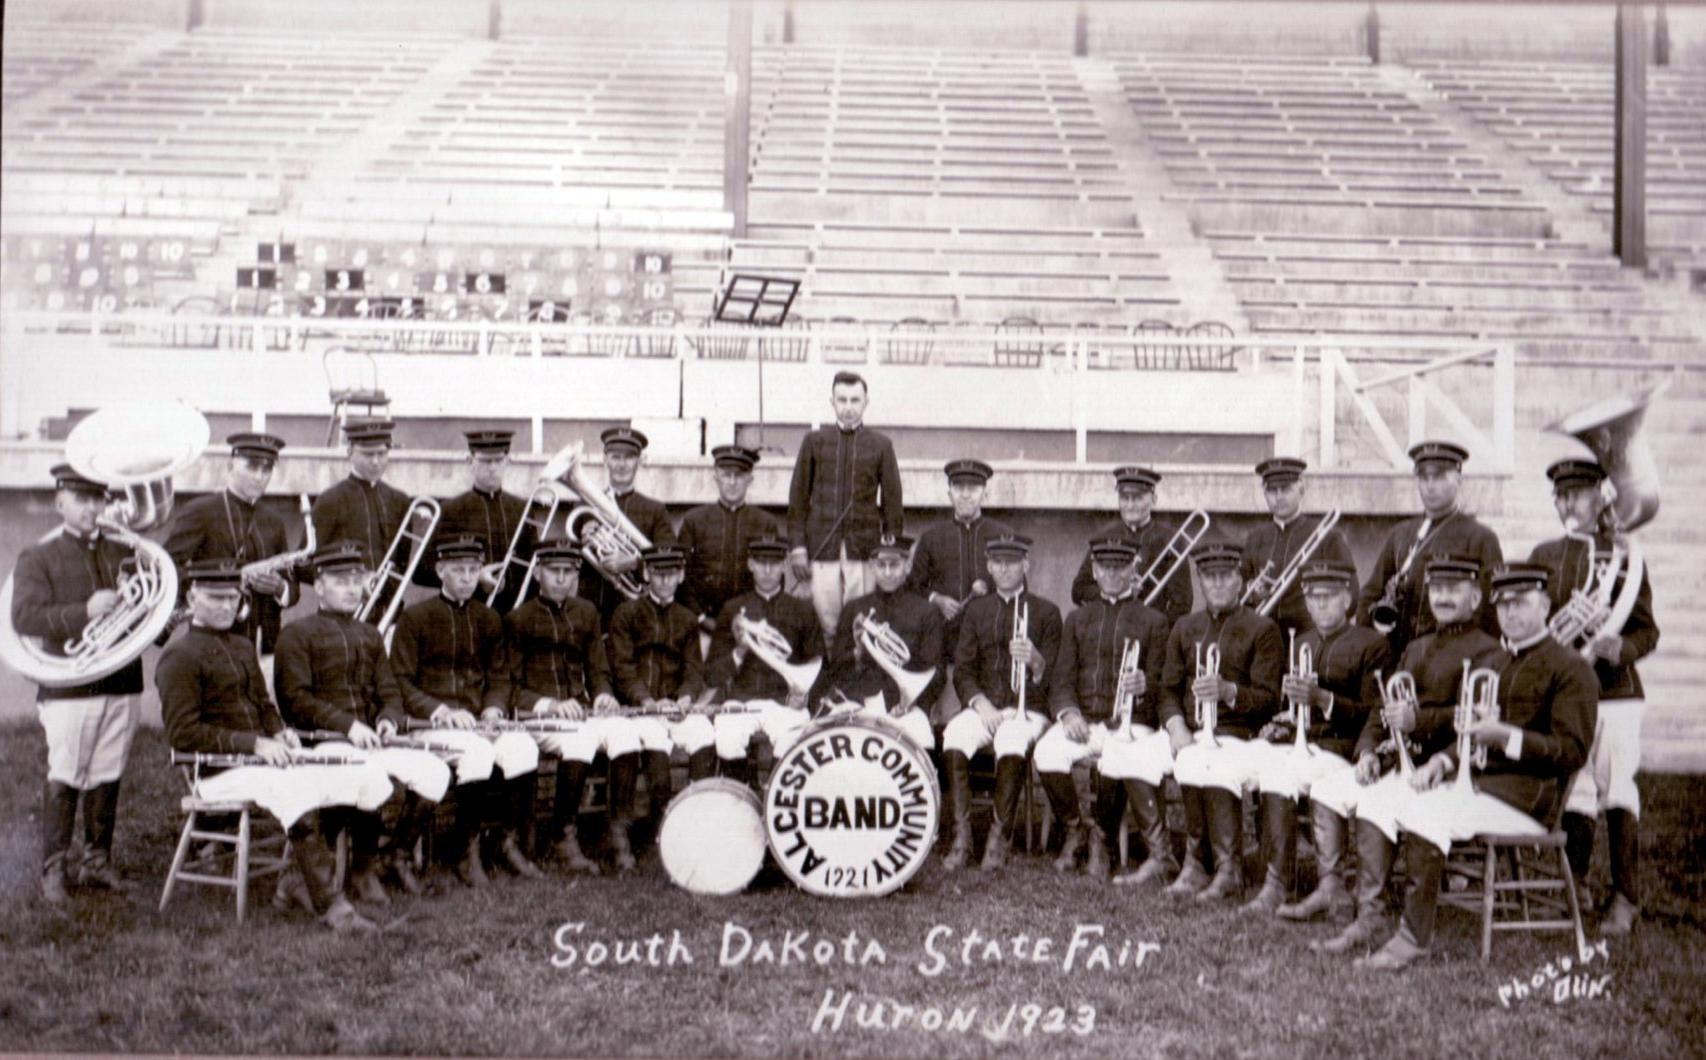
[
  {"x1": 500, "y1": 832, "x2": 543, "y2": 878},
  {"x1": 1603, "y1": 809, "x2": 1641, "y2": 936},
  {"x1": 608, "y1": 815, "x2": 637, "y2": 872},
  {"x1": 388, "y1": 851, "x2": 424, "y2": 896},
  {"x1": 1166, "y1": 785, "x2": 1212, "y2": 898},
  {"x1": 77, "y1": 781, "x2": 123, "y2": 891},
  {"x1": 940, "y1": 752, "x2": 973, "y2": 870},
  {"x1": 609, "y1": 754, "x2": 641, "y2": 871},
  {"x1": 40, "y1": 782, "x2": 78, "y2": 906},
  {"x1": 1562, "y1": 811, "x2": 1596, "y2": 885},
  {"x1": 288, "y1": 822, "x2": 341, "y2": 916},
  {"x1": 1086, "y1": 833, "x2": 1112, "y2": 880},
  {"x1": 686, "y1": 748, "x2": 717, "y2": 783},
  {"x1": 1040, "y1": 770, "x2": 1084, "y2": 872},
  {"x1": 1053, "y1": 823, "x2": 1086, "y2": 874},
  {"x1": 457, "y1": 834, "x2": 490, "y2": 888},
  {"x1": 1315, "y1": 820, "x2": 1393, "y2": 954},
  {"x1": 1196, "y1": 788, "x2": 1243, "y2": 902},
  {"x1": 1240, "y1": 793, "x2": 1295, "y2": 915},
  {"x1": 1280, "y1": 802, "x2": 1351, "y2": 921},
  {"x1": 1395, "y1": 837, "x2": 1447, "y2": 950},
  {"x1": 981, "y1": 757, "x2": 1025, "y2": 872},
  {"x1": 720, "y1": 755, "x2": 752, "y2": 790},
  {"x1": 384, "y1": 793, "x2": 429, "y2": 896},
  {"x1": 646, "y1": 751, "x2": 676, "y2": 817},
  {"x1": 346, "y1": 813, "x2": 390, "y2": 907},
  {"x1": 553, "y1": 829, "x2": 599, "y2": 874},
  {"x1": 1115, "y1": 781, "x2": 1175, "y2": 886}
]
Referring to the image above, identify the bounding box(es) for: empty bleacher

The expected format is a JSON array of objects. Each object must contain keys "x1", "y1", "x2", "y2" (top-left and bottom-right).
[{"x1": 0, "y1": 20, "x2": 156, "y2": 109}]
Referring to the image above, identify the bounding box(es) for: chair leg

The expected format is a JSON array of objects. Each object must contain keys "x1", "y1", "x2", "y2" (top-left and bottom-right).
[
  {"x1": 235, "y1": 809, "x2": 252, "y2": 924},
  {"x1": 160, "y1": 811, "x2": 198, "y2": 913},
  {"x1": 1480, "y1": 840, "x2": 1498, "y2": 963},
  {"x1": 1558, "y1": 845, "x2": 1588, "y2": 957}
]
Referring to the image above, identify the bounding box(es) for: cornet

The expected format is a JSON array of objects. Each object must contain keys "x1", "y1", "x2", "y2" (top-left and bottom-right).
[
  {"x1": 735, "y1": 609, "x2": 822, "y2": 698},
  {"x1": 856, "y1": 611, "x2": 934, "y2": 714},
  {"x1": 1112, "y1": 637, "x2": 1140, "y2": 741},
  {"x1": 1194, "y1": 641, "x2": 1221, "y2": 747},
  {"x1": 1009, "y1": 599, "x2": 1030, "y2": 724},
  {"x1": 1285, "y1": 629, "x2": 1315, "y2": 758},
  {"x1": 1375, "y1": 669, "x2": 1419, "y2": 779},
  {"x1": 1452, "y1": 659, "x2": 1501, "y2": 793}
]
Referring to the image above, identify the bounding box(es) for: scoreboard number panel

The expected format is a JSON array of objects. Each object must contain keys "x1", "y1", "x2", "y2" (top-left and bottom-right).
[
  {"x1": 325, "y1": 268, "x2": 365, "y2": 293},
  {"x1": 463, "y1": 271, "x2": 506, "y2": 296}
]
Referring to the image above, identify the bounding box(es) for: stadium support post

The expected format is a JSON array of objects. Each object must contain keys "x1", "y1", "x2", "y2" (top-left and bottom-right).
[
  {"x1": 1614, "y1": 3, "x2": 1647, "y2": 269},
  {"x1": 1654, "y1": 3, "x2": 1670, "y2": 66},
  {"x1": 1074, "y1": 3, "x2": 1088, "y2": 57},
  {"x1": 1365, "y1": 4, "x2": 1380, "y2": 65},
  {"x1": 725, "y1": 0, "x2": 754, "y2": 240}
]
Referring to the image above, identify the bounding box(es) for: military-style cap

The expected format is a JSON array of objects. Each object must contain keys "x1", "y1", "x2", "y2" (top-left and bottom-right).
[
  {"x1": 1491, "y1": 563, "x2": 1550, "y2": 602},
  {"x1": 184, "y1": 557, "x2": 243, "y2": 586},
  {"x1": 534, "y1": 541, "x2": 582, "y2": 568},
  {"x1": 1256, "y1": 456, "x2": 1307, "y2": 486},
  {"x1": 50, "y1": 462, "x2": 107, "y2": 496},
  {"x1": 227, "y1": 432, "x2": 285, "y2": 462},
  {"x1": 600, "y1": 426, "x2": 649, "y2": 455},
  {"x1": 434, "y1": 533, "x2": 486, "y2": 562},
  {"x1": 712, "y1": 444, "x2": 760, "y2": 472},
  {"x1": 1089, "y1": 536, "x2": 1139, "y2": 564},
  {"x1": 985, "y1": 532, "x2": 1033, "y2": 559},
  {"x1": 871, "y1": 534, "x2": 914, "y2": 558},
  {"x1": 1546, "y1": 458, "x2": 1606, "y2": 491},
  {"x1": 1408, "y1": 440, "x2": 1469, "y2": 470},
  {"x1": 463, "y1": 429, "x2": 514, "y2": 454},
  {"x1": 342, "y1": 419, "x2": 396, "y2": 445},
  {"x1": 1423, "y1": 553, "x2": 1482, "y2": 583},
  {"x1": 641, "y1": 545, "x2": 687, "y2": 571},
  {"x1": 309, "y1": 540, "x2": 368, "y2": 576},
  {"x1": 1300, "y1": 561, "x2": 1357, "y2": 590},
  {"x1": 1114, "y1": 466, "x2": 1162, "y2": 490},
  {"x1": 1191, "y1": 541, "x2": 1244, "y2": 571},
  {"x1": 944, "y1": 459, "x2": 994, "y2": 485},
  {"x1": 747, "y1": 534, "x2": 790, "y2": 560}
]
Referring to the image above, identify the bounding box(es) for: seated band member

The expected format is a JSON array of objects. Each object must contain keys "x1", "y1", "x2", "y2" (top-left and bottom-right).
[
  {"x1": 814, "y1": 534, "x2": 942, "y2": 752},
  {"x1": 1237, "y1": 562, "x2": 1390, "y2": 918},
  {"x1": 502, "y1": 542, "x2": 634, "y2": 873},
  {"x1": 1033, "y1": 537, "x2": 1169, "y2": 881},
  {"x1": 704, "y1": 534, "x2": 826, "y2": 782},
  {"x1": 1533, "y1": 457, "x2": 1658, "y2": 936},
  {"x1": 390, "y1": 532, "x2": 542, "y2": 886},
  {"x1": 679, "y1": 445, "x2": 781, "y2": 634},
  {"x1": 12, "y1": 463, "x2": 143, "y2": 904},
  {"x1": 159, "y1": 558, "x2": 381, "y2": 932},
  {"x1": 274, "y1": 540, "x2": 442, "y2": 903},
  {"x1": 609, "y1": 545, "x2": 717, "y2": 839},
  {"x1": 429, "y1": 429, "x2": 530, "y2": 612},
  {"x1": 1159, "y1": 542, "x2": 1285, "y2": 903},
  {"x1": 1359, "y1": 564, "x2": 1597, "y2": 970},
  {"x1": 940, "y1": 532, "x2": 1061, "y2": 872},
  {"x1": 1070, "y1": 466, "x2": 1192, "y2": 624},
  {"x1": 1239, "y1": 457, "x2": 1354, "y2": 640},
  {"x1": 1308, "y1": 554, "x2": 1503, "y2": 955}
]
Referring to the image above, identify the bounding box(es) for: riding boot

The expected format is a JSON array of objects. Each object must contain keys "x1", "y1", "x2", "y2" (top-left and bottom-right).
[
  {"x1": 78, "y1": 781, "x2": 124, "y2": 890},
  {"x1": 686, "y1": 748, "x2": 717, "y2": 784},
  {"x1": 1085, "y1": 832, "x2": 1112, "y2": 880},
  {"x1": 384, "y1": 792, "x2": 428, "y2": 895},
  {"x1": 1040, "y1": 770, "x2": 1084, "y2": 872},
  {"x1": 457, "y1": 834, "x2": 490, "y2": 888},
  {"x1": 1166, "y1": 784, "x2": 1212, "y2": 897},
  {"x1": 1379, "y1": 838, "x2": 1445, "y2": 959},
  {"x1": 1240, "y1": 793, "x2": 1295, "y2": 914},
  {"x1": 609, "y1": 753, "x2": 640, "y2": 871},
  {"x1": 1279, "y1": 802, "x2": 1350, "y2": 921},
  {"x1": 1114, "y1": 780, "x2": 1175, "y2": 886},
  {"x1": 1197, "y1": 788, "x2": 1244, "y2": 902},
  {"x1": 40, "y1": 781, "x2": 78, "y2": 906},
  {"x1": 1315, "y1": 820, "x2": 1392, "y2": 954},
  {"x1": 940, "y1": 752, "x2": 973, "y2": 870},
  {"x1": 346, "y1": 811, "x2": 390, "y2": 907},
  {"x1": 554, "y1": 760, "x2": 589, "y2": 843},
  {"x1": 981, "y1": 757, "x2": 1025, "y2": 871},
  {"x1": 500, "y1": 831, "x2": 544, "y2": 878},
  {"x1": 646, "y1": 751, "x2": 675, "y2": 821},
  {"x1": 1603, "y1": 809, "x2": 1641, "y2": 935},
  {"x1": 720, "y1": 755, "x2": 752, "y2": 789},
  {"x1": 293, "y1": 823, "x2": 374, "y2": 931},
  {"x1": 1562, "y1": 811, "x2": 1596, "y2": 886}
]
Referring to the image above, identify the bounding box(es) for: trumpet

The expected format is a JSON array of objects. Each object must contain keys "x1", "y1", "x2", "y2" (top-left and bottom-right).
[
  {"x1": 1137, "y1": 509, "x2": 1212, "y2": 607},
  {"x1": 1242, "y1": 509, "x2": 1342, "y2": 616},
  {"x1": 1372, "y1": 515, "x2": 1433, "y2": 635},
  {"x1": 1452, "y1": 659, "x2": 1501, "y2": 793},
  {"x1": 1194, "y1": 641, "x2": 1221, "y2": 747},
  {"x1": 1112, "y1": 637, "x2": 1140, "y2": 741},
  {"x1": 1009, "y1": 599, "x2": 1030, "y2": 724},
  {"x1": 735, "y1": 608, "x2": 822, "y2": 698},
  {"x1": 1286, "y1": 629, "x2": 1315, "y2": 758},
  {"x1": 856, "y1": 611, "x2": 934, "y2": 713},
  {"x1": 356, "y1": 496, "x2": 442, "y2": 635},
  {"x1": 551, "y1": 443, "x2": 651, "y2": 600},
  {"x1": 1375, "y1": 669, "x2": 1419, "y2": 779}
]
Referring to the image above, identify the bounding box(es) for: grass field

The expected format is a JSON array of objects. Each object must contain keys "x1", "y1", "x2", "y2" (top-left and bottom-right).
[{"x1": 3, "y1": 720, "x2": 1704, "y2": 1059}]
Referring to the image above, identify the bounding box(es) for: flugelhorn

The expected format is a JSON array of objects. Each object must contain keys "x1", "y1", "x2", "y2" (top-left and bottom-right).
[
  {"x1": 1137, "y1": 509, "x2": 1212, "y2": 607},
  {"x1": 550, "y1": 443, "x2": 651, "y2": 600},
  {"x1": 355, "y1": 496, "x2": 441, "y2": 636},
  {"x1": 1242, "y1": 510, "x2": 1343, "y2": 617},
  {"x1": 735, "y1": 608, "x2": 822, "y2": 698},
  {"x1": 1112, "y1": 637, "x2": 1140, "y2": 740},
  {"x1": 1194, "y1": 641, "x2": 1221, "y2": 747},
  {"x1": 1371, "y1": 514, "x2": 1433, "y2": 635},
  {"x1": 1375, "y1": 669, "x2": 1419, "y2": 779},
  {"x1": 856, "y1": 611, "x2": 934, "y2": 713},
  {"x1": 0, "y1": 402, "x2": 208, "y2": 687},
  {"x1": 1452, "y1": 659, "x2": 1500, "y2": 793}
]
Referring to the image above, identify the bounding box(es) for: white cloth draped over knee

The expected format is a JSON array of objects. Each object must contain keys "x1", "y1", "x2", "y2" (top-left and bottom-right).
[
  {"x1": 1172, "y1": 735, "x2": 1260, "y2": 795},
  {"x1": 1312, "y1": 769, "x2": 1416, "y2": 844},
  {"x1": 1032, "y1": 720, "x2": 1105, "y2": 774},
  {"x1": 633, "y1": 713, "x2": 717, "y2": 755},
  {"x1": 1565, "y1": 699, "x2": 1645, "y2": 818},
  {"x1": 750, "y1": 700, "x2": 812, "y2": 756},
  {"x1": 313, "y1": 741, "x2": 453, "y2": 802},
  {"x1": 538, "y1": 716, "x2": 644, "y2": 764},
  {"x1": 39, "y1": 694, "x2": 140, "y2": 789},
  {"x1": 942, "y1": 708, "x2": 1046, "y2": 759},
  {"x1": 1101, "y1": 727, "x2": 1175, "y2": 783},
  {"x1": 405, "y1": 731, "x2": 497, "y2": 784},
  {"x1": 1254, "y1": 744, "x2": 1351, "y2": 800},
  {"x1": 712, "y1": 708, "x2": 764, "y2": 760},
  {"x1": 1397, "y1": 782, "x2": 1546, "y2": 855},
  {"x1": 193, "y1": 762, "x2": 394, "y2": 830},
  {"x1": 855, "y1": 702, "x2": 935, "y2": 750}
]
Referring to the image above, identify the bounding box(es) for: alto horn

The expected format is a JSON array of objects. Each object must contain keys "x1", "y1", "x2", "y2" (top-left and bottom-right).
[
  {"x1": 735, "y1": 609, "x2": 822, "y2": 698},
  {"x1": 856, "y1": 611, "x2": 934, "y2": 713},
  {"x1": 552, "y1": 443, "x2": 651, "y2": 600},
  {"x1": 0, "y1": 402, "x2": 209, "y2": 687}
]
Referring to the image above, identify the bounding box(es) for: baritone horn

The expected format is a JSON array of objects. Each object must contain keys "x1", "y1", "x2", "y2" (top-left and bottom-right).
[
  {"x1": 1243, "y1": 509, "x2": 1342, "y2": 617},
  {"x1": 0, "y1": 402, "x2": 209, "y2": 687},
  {"x1": 550, "y1": 443, "x2": 650, "y2": 600},
  {"x1": 856, "y1": 611, "x2": 934, "y2": 713},
  {"x1": 356, "y1": 496, "x2": 442, "y2": 635},
  {"x1": 735, "y1": 608, "x2": 821, "y2": 698}
]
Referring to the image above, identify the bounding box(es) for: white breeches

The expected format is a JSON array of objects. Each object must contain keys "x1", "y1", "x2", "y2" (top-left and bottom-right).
[
  {"x1": 1172, "y1": 734, "x2": 1259, "y2": 795},
  {"x1": 942, "y1": 708, "x2": 1047, "y2": 760},
  {"x1": 193, "y1": 762, "x2": 394, "y2": 830},
  {"x1": 39, "y1": 694, "x2": 139, "y2": 789},
  {"x1": 313, "y1": 742, "x2": 452, "y2": 802},
  {"x1": 632, "y1": 714, "x2": 717, "y2": 755},
  {"x1": 1564, "y1": 698, "x2": 1644, "y2": 818},
  {"x1": 852, "y1": 701, "x2": 935, "y2": 750},
  {"x1": 1034, "y1": 723, "x2": 1173, "y2": 784},
  {"x1": 1397, "y1": 782, "x2": 1546, "y2": 856},
  {"x1": 537, "y1": 716, "x2": 645, "y2": 763}
]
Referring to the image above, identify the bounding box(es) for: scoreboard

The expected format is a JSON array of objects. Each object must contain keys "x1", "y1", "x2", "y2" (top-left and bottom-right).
[{"x1": 0, "y1": 233, "x2": 193, "y2": 313}]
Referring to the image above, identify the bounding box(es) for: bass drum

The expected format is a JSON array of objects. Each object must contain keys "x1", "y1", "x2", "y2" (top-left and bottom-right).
[
  {"x1": 658, "y1": 778, "x2": 766, "y2": 896},
  {"x1": 763, "y1": 713, "x2": 939, "y2": 898}
]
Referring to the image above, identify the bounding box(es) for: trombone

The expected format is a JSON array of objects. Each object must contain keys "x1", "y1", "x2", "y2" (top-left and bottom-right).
[
  {"x1": 1242, "y1": 509, "x2": 1342, "y2": 617},
  {"x1": 484, "y1": 482, "x2": 569, "y2": 607},
  {"x1": 356, "y1": 496, "x2": 442, "y2": 636},
  {"x1": 1194, "y1": 641, "x2": 1221, "y2": 747},
  {"x1": 1375, "y1": 669, "x2": 1419, "y2": 779},
  {"x1": 1112, "y1": 637, "x2": 1140, "y2": 741},
  {"x1": 1452, "y1": 659, "x2": 1501, "y2": 794},
  {"x1": 1137, "y1": 509, "x2": 1211, "y2": 607}
]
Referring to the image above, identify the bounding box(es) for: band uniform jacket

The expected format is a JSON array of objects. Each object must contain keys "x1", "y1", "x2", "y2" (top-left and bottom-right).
[
  {"x1": 1448, "y1": 635, "x2": 1598, "y2": 827},
  {"x1": 1046, "y1": 594, "x2": 1165, "y2": 727},
  {"x1": 9, "y1": 527, "x2": 144, "y2": 700},
  {"x1": 1238, "y1": 514, "x2": 1355, "y2": 636},
  {"x1": 165, "y1": 489, "x2": 299, "y2": 653},
  {"x1": 503, "y1": 593, "x2": 613, "y2": 715},
  {"x1": 954, "y1": 589, "x2": 1063, "y2": 714},
  {"x1": 578, "y1": 488, "x2": 676, "y2": 623},
  {"x1": 786, "y1": 425, "x2": 904, "y2": 562},
  {"x1": 1357, "y1": 509, "x2": 1503, "y2": 645},
  {"x1": 609, "y1": 594, "x2": 706, "y2": 703},
  {"x1": 908, "y1": 513, "x2": 1015, "y2": 652},
  {"x1": 1529, "y1": 532, "x2": 1658, "y2": 701},
  {"x1": 388, "y1": 594, "x2": 510, "y2": 718},
  {"x1": 424, "y1": 485, "x2": 530, "y2": 611},
  {"x1": 678, "y1": 501, "x2": 782, "y2": 621},
  {"x1": 816, "y1": 587, "x2": 944, "y2": 712},
  {"x1": 706, "y1": 588, "x2": 825, "y2": 703},
  {"x1": 310, "y1": 474, "x2": 414, "y2": 577},
  {"x1": 274, "y1": 610, "x2": 405, "y2": 736},
  {"x1": 1286, "y1": 623, "x2": 1391, "y2": 759},
  {"x1": 1353, "y1": 622, "x2": 1505, "y2": 763},
  {"x1": 1069, "y1": 517, "x2": 1194, "y2": 624},
  {"x1": 158, "y1": 624, "x2": 286, "y2": 753},
  {"x1": 1157, "y1": 605, "x2": 1285, "y2": 740}
]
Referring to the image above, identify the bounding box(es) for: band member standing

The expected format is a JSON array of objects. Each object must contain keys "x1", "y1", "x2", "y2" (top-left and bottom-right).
[
  {"x1": 678, "y1": 444, "x2": 780, "y2": 632},
  {"x1": 430, "y1": 430, "x2": 529, "y2": 612},
  {"x1": 704, "y1": 535, "x2": 825, "y2": 784},
  {"x1": 1358, "y1": 441, "x2": 1503, "y2": 647},
  {"x1": 311, "y1": 419, "x2": 413, "y2": 581},
  {"x1": 1070, "y1": 466, "x2": 1192, "y2": 624},
  {"x1": 939, "y1": 533, "x2": 1060, "y2": 871},
  {"x1": 159, "y1": 558, "x2": 379, "y2": 932},
  {"x1": 164, "y1": 432, "x2": 298, "y2": 654},
  {"x1": 1359, "y1": 564, "x2": 1597, "y2": 970},
  {"x1": 1531, "y1": 457, "x2": 1658, "y2": 936},
  {"x1": 390, "y1": 533, "x2": 542, "y2": 886},
  {"x1": 274, "y1": 541, "x2": 440, "y2": 902},
  {"x1": 579, "y1": 427, "x2": 677, "y2": 625},
  {"x1": 786, "y1": 371, "x2": 905, "y2": 641},
  {"x1": 815, "y1": 534, "x2": 943, "y2": 752},
  {"x1": 12, "y1": 463, "x2": 142, "y2": 904},
  {"x1": 503, "y1": 543, "x2": 634, "y2": 873},
  {"x1": 1307, "y1": 555, "x2": 1503, "y2": 954},
  {"x1": 1033, "y1": 538, "x2": 1169, "y2": 880},
  {"x1": 1159, "y1": 542, "x2": 1286, "y2": 903},
  {"x1": 909, "y1": 459, "x2": 1013, "y2": 658},
  {"x1": 1239, "y1": 457, "x2": 1353, "y2": 639}
]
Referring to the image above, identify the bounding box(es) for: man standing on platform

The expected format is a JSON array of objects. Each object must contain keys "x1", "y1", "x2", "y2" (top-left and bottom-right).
[
  {"x1": 311, "y1": 419, "x2": 413, "y2": 580},
  {"x1": 1239, "y1": 457, "x2": 1354, "y2": 640},
  {"x1": 679, "y1": 444, "x2": 780, "y2": 634},
  {"x1": 580, "y1": 427, "x2": 676, "y2": 626},
  {"x1": 1070, "y1": 466, "x2": 1193, "y2": 624},
  {"x1": 432, "y1": 429, "x2": 530, "y2": 613}
]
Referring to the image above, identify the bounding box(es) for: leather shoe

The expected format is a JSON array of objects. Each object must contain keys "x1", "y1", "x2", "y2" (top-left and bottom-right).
[
  {"x1": 500, "y1": 835, "x2": 544, "y2": 879},
  {"x1": 273, "y1": 867, "x2": 316, "y2": 914},
  {"x1": 350, "y1": 868, "x2": 390, "y2": 907},
  {"x1": 387, "y1": 853, "x2": 424, "y2": 896},
  {"x1": 1602, "y1": 894, "x2": 1639, "y2": 937},
  {"x1": 1354, "y1": 931, "x2": 1427, "y2": 971},
  {"x1": 320, "y1": 896, "x2": 379, "y2": 934}
]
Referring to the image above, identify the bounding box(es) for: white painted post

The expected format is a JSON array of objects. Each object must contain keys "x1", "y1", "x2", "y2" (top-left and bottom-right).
[
  {"x1": 1492, "y1": 345, "x2": 1515, "y2": 473},
  {"x1": 1319, "y1": 347, "x2": 1337, "y2": 468},
  {"x1": 1407, "y1": 373, "x2": 1426, "y2": 448},
  {"x1": 1289, "y1": 345, "x2": 1305, "y2": 457},
  {"x1": 1073, "y1": 335, "x2": 1088, "y2": 464},
  {"x1": 530, "y1": 321, "x2": 544, "y2": 455}
]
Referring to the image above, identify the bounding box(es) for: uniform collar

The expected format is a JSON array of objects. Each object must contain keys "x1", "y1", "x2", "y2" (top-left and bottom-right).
[
  {"x1": 1435, "y1": 619, "x2": 1477, "y2": 636},
  {"x1": 1123, "y1": 517, "x2": 1151, "y2": 533},
  {"x1": 719, "y1": 499, "x2": 746, "y2": 514},
  {"x1": 61, "y1": 525, "x2": 98, "y2": 545},
  {"x1": 317, "y1": 607, "x2": 359, "y2": 621},
  {"x1": 997, "y1": 588, "x2": 1024, "y2": 604},
  {"x1": 837, "y1": 422, "x2": 862, "y2": 435},
  {"x1": 224, "y1": 487, "x2": 259, "y2": 508},
  {"x1": 755, "y1": 587, "x2": 782, "y2": 603},
  {"x1": 1503, "y1": 629, "x2": 1549, "y2": 655},
  {"x1": 955, "y1": 513, "x2": 982, "y2": 530},
  {"x1": 1101, "y1": 589, "x2": 1133, "y2": 607},
  {"x1": 473, "y1": 485, "x2": 503, "y2": 500},
  {"x1": 646, "y1": 591, "x2": 674, "y2": 608},
  {"x1": 349, "y1": 471, "x2": 384, "y2": 488},
  {"x1": 439, "y1": 591, "x2": 472, "y2": 609},
  {"x1": 1273, "y1": 513, "x2": 1299, "y2": 531}
]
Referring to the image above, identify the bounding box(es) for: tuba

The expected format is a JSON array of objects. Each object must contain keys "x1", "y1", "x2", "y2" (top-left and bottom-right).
[
  {"x1": 735, "y1": 608, "x2": 822, "y2": 698},
  {"x1": 0, "y1": 402, "x2": 208, "y2": 687},
  {"x1": 1243, "y1": 509, "x2": 1343, "y2": 617},
  {"x1": 1452, "y1": 659, "x2": 1500, "y2": 793},
  {"x1": 856, "y1": 611, "x2": 934, "y2": 713},
  {"x1": 1136, "y1": 509, "x2": 1211, "y2": 608},
  {"x1": 552, "y1": 443, "x2": 651, "y2": 600},
  {"x1": 1545, "y1": 382, "x2": 1664, "y2": 658},
  {"x1": 356, "y1": 496, "x2": 442, "y2": 635}
]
